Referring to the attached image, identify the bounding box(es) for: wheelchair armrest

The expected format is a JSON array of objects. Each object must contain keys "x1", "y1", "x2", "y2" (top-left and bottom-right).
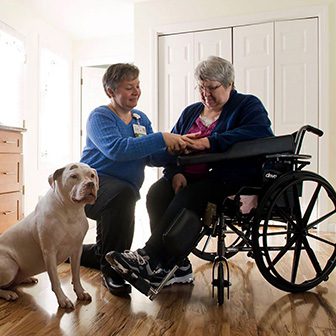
[{"x1": 177, "y1": 134, "x2": 295, "y2": 166}]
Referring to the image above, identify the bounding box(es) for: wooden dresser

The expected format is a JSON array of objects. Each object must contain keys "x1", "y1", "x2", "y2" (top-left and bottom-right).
[{"x1": 0, "y1": 125, "x2": 26, "y2": 233}]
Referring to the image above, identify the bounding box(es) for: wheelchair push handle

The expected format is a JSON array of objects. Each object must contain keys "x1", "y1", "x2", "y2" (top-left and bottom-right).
[
  {"x1": 304, "y1": 125, "x2": 323, "y2": 137},
  {"x1": 294, "y1": 125, "x2": 323, "y2": 155}
]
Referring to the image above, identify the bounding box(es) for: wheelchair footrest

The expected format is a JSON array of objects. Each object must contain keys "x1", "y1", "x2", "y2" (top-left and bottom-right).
[{"x1": 118, "y1": 270, "x2": 152, "y2": 296}]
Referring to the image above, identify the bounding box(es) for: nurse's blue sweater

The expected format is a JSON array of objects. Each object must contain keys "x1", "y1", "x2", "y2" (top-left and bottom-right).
[{"x1": 80, "y1": 106, "x2": 168, "y2": 192}]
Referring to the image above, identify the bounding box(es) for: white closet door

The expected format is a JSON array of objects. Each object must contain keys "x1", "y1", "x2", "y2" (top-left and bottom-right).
[
  {"x1": 275, "y1": 18, "x2": 318, "y2": 171},
  {"x1": 193, "y1": 28, "x2": 232, "y2": 101},
  {"x1": 275, "y1": 18, "x2": 319, "y2": 218},
  {"x1": 158, "y1": 33, "x2": 195, "y2": 131},
  {"x1": 233, "y1": 22, "x2": 274, "y2": 123}
]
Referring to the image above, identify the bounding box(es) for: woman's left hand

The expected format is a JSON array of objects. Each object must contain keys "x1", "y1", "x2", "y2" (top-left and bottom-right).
[{"x1": 182, "y1": 134, "x2": 210, "y2": 152}]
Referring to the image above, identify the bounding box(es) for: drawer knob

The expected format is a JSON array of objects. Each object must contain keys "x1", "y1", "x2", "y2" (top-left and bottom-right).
[
  {"x1": 1, "y1": 172, "x2": 16, "y2": 175},
  {"x1": 2, "y1": 210, "x2": 15, "y2": 215},
  {"x1": 1, "y1": 140, "x2": 16, "y2": 144}
]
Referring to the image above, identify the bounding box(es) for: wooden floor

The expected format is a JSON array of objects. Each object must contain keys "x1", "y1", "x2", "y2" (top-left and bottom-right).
[{"x1": 1, "y1": 229, "x2": 336, "y2": 336}]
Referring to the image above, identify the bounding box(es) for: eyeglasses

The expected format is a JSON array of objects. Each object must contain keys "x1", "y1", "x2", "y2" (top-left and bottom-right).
[{"x1": 197, "y1": 83, "x2": 222, "y2": 93}]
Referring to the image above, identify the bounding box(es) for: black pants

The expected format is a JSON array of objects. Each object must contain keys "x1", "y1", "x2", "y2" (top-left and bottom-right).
[
  {"x1": 85, "y1": 175, "x2": 138, "y2": 275},
  {"x1": 145, "y1": 176, "x2": 239, "y2": 267}
]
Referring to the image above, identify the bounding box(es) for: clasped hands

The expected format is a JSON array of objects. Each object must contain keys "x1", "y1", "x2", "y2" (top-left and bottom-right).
[{"x1": 163, "y1": 132, "x2": 209, "y2": 155}]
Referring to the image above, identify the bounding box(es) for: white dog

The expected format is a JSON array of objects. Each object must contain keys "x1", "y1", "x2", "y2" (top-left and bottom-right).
[{"x1": 0, "y1": 163, "x2": 99, "y2": 309}]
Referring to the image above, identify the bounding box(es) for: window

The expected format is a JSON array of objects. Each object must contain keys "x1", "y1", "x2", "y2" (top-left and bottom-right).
[
  {"x1": 0, "y1": 22, "x2": 25, "y2": 127},
  {"x1": 39, "y1": 47, "x2": 72, "y2": 167}
]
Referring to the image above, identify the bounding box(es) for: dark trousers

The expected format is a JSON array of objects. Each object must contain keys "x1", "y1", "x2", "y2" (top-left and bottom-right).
[
  {"x1": 145, "y1": 176, "x2": 239, "y2": 267},
  {"x1": 85, "y1": 175, "x2": 138, "y2": 275}
]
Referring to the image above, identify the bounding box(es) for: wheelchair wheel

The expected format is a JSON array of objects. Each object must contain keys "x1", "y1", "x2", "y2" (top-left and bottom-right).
[
  {"x1": 192, "y1": 221, "x2": 251, "y2": 262},
  {"x1": 252, "y1": 171, "x2": 336, "y2": 292},
  {"x1": 217, "y1": 262, "x2": 224, "y2": 305}
]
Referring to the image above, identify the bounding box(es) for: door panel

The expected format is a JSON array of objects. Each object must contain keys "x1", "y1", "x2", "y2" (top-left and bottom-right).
[
  {"x1": 233, "y1": 22, "x2": 274, "y2": 123},
  {"x1": 194, "y1": 28, "x2": 232, "y2": 63},
  {"x1": 158, "y1": 33, "x2": 195, "y2": 131},
  {"x1": 274, "y1": 19, "x2": 318, "y2": 132},
  {"x1": 193, "y1": 28, "x2": 232, "y2": 102},
  {"x1": 275, "y1": 18, "x2": 318, "y2": 172}
]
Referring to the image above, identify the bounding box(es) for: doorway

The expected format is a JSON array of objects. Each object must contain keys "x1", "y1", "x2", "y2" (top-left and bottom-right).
[{"x1": 80, "y1": 65, "x2": 109, "y2": 151}]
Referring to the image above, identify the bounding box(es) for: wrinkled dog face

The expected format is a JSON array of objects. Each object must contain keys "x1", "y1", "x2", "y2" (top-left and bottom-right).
[{"x1": 50, "y1": 163, "x2": 99, "y2": 204}]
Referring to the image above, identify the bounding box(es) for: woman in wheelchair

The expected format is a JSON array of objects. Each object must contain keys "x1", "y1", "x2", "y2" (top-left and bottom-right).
[{"x1": 106, "y1": 56, "x2": 274, "y2": 294}]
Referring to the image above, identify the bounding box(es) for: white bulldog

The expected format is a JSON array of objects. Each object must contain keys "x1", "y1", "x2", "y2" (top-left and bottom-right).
[{"x1": 0, "y1": 163, "x2": 99, "y2": 309}]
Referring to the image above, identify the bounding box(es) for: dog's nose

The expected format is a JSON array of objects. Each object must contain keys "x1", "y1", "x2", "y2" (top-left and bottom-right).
[{"x1": 86, "y1": 181, "x2": 95, "y2": 188}]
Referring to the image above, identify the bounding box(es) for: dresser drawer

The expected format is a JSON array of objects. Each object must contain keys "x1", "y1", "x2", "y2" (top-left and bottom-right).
[
  {"x1": 0, "y1": 130, "x2": 22, "y2": 153},
  {"x1": 0, "y1": 192, "x2": 22, "y2": 233},
  {"x1": 0, "y1": 153, "x2": 23, "y2": 193}
]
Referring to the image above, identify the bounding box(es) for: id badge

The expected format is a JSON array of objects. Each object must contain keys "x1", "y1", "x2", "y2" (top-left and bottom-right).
[{"x1": 133, "y1": 124, "x2": 147, "y2": 137}]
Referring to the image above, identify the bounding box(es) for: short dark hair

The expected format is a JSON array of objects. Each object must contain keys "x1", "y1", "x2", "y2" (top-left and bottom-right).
[{"x1": 103, "y1": 63, "x2": 139, "y2": 97}]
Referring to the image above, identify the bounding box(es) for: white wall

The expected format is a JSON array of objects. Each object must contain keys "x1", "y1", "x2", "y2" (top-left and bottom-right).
[
  {"x1": 134, "y1": 0, "x2": 336, "y2": 190},
  {"x1": 0, "y1": 0, "x2": 73, "y2": 213}
]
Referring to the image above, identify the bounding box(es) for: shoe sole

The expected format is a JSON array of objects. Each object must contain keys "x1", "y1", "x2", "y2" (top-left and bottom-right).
[
  {"x1": 151, "y1": 274, "x2": 194, "y2": 287},
  {"x1": 102, "y1": 277, "x2": 132, "y2": 295}
]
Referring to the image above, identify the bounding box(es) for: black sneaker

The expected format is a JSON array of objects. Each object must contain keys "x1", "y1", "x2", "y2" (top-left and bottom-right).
[
  {"x1": 150, "y1": 260, "x2": 193, "y2": 287},
  {"x1": 105, "y1": 249, "x2": 157, "y2": 281},
  {"x1": 101, "y1": 269, "x2": 131, "y2": 296}
]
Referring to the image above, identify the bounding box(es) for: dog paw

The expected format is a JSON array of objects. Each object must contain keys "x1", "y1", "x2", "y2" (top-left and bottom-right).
[
  {"x1": 21, "y1": 277, "x2": 38, "y2": 284},
  {"x1": 76, "y1": 291, "x2": 92, "y2": 302},
  {"x1": 0, "y1": 289, "x2": 19, "y2": 301},
  {"x1": 58, "y1": 296, "x2": 75, "y2": 310}
]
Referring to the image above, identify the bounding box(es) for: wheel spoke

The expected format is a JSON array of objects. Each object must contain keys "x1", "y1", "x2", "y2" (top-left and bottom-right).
[
  {"x1": 302, "y1": 184, "x2": 321, "y2": 225},
  {"x1": 292, "y1": 184, "x2": 303, "y2": 226},
  {"x1": 302, "y1": 235, "x2": 323, "y2": 275},
  {"x1": 263, "y1": 230, "x2": 293, "y2": 237},
  {"x1": 306, "y1": 232, "x2": 336, "y2": 247},
  {"x1": 291, "y1": 238, "x2": 303, "y2": 283},
  {"x1": 266, "y1": 234, "x2": 297, "y2": 268},
  {"x1": 201, "y1": 234, "x2": 212, "y2": 253},
  {"x1": 306, "y1": 209, "x2": 336, "y2": 231}
]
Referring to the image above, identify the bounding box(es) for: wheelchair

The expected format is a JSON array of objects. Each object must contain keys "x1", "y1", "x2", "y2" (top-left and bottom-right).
[{"x1": 131, "y1": 125, "x2": 336, "y2": 305}]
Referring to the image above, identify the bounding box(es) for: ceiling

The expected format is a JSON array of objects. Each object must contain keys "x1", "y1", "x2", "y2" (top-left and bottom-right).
[{"x1": 20, "y1": 0, "x2": 138, "y2": 40}]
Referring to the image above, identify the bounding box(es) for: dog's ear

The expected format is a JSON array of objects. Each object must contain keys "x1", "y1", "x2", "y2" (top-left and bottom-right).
[
  {"x1": 92, "y1": 168, "x2": 99, "y2": 182},
  {"x1": 48, "y1": 167, "x2": 65, "y2": 188}
]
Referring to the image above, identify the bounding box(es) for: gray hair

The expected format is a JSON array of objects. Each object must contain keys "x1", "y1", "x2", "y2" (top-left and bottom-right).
[
  {"x1": 194, "y1": 56, "x2": 235, "y2": 88},
  {"x1": 103, "y1": 63, "x2": 139, "y2": 97}
]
